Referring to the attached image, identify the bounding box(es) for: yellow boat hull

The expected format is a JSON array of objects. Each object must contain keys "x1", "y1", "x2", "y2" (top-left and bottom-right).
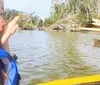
[{"x1": 38, "y1": 75, "x2": 100, "y2": 85}]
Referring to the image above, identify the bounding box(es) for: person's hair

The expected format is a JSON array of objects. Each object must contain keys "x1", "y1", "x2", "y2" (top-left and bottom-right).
[
  {"x1": 0, "y1": 62, "x2": 7, "y2": 85},
  {"x1": 0, "y1": 0, "x2": 4, "y2": 14}
]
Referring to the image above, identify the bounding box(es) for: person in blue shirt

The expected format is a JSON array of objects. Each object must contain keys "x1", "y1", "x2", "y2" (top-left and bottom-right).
[{"x1": 0, "y1": 0, "x2": 20, "y2": 84}]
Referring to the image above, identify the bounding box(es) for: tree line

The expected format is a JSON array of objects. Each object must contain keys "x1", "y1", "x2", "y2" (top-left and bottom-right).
[
  {"x1": 4, "y1": 0, "x2": 100, "y2": 30},
  {"x1": 44, "y1": 0, "x2": 99, "y2": 28},
  {"x1": 4, "y1": 9, "x2": 43, "y2": 30}
]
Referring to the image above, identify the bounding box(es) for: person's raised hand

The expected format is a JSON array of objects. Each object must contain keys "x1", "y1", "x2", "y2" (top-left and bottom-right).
[
  {"x1": 5, "y1": 16, "x2": 19, "y2": 35},
  {"x1": 1, "y1": 16, "x2": 20, "y2": 44}
]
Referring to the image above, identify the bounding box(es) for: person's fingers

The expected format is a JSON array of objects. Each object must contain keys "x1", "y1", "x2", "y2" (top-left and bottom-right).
[
  {"x1": 11, "y1": 24, "x2": 19, "y2": 35},
  {"x1": 16, "y1": 27, "x2": 20, "y2": 32},
  {"x1": 11, "y1": 16, "x2": 19, "y2": 24},
  {"x1": 8, "y1": 16, "x2": 19, "y2": 27},
  {"x1": 7, "y1": 16, "x2": 19, "y2": 34}
]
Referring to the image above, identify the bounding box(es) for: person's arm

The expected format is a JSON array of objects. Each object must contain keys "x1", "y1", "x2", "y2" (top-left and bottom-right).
[
  {"x1": 1, "y1": 40, "x2": 11, "y2": 55},
  {"x1": 1, "y1": 16, "x2": 19, "y2": 55}
]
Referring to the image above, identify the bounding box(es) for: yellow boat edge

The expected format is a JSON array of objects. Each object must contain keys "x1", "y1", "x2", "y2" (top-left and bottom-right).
[{"x1": 37, "y1": 75, "x2": 100, "y2": 85}]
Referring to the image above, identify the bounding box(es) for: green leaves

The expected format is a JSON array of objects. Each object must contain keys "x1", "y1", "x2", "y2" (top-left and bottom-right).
[
  {"x1": 4, "y1": 9, "x2": 40, "y2": 30},
  {"x1": 44, "y1": 0, "x2": 97, "y2": 28},
  {"x1": 37, "y1": 19, "x2": 43, "y2": 27}
]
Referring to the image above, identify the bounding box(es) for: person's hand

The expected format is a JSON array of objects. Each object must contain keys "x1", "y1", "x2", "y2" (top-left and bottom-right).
[
  {"x1": 1, "y1": 16, "x2": 20, "y2": 44},
  {"x1": 4, "y1": 16, "x2": 19, "y2": 35}
]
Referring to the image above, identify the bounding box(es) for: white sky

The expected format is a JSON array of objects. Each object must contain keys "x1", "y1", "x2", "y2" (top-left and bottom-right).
[{"x1": 4, "y1": 0, "x2": 52, "y2": 20}]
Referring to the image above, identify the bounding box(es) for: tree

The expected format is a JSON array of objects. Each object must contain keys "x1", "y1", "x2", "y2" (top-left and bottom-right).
[
  {"x1": 44, "y1": 0, "x2": 97, "y2": 28},
  {"x1": 37, "y1": 19, "x2": 43, "y2": 27},
  {"x1": 4, "y1": 9, "x2": 41, "y2": 30}
]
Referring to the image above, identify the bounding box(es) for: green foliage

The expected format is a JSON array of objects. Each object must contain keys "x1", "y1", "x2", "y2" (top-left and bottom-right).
[
  {"x1": 44, "y1": 17, "x2": 54, "y2": 27},
  {"x1": 37, "y1": 19, "x2": 43, "y2": 27},
  {"x1": 44, "y1": 3, "x2": 66, "y2": 27},
  {"x1": 44, "y1": 0, "x2": 97, "y2": 27},
  {"x1": 4, "y1": 0, "x2": 98, "y2": 29},
  {"x1": 4, "y1": 9, "x2": 19, "y2": 21},
  {"x1": 4, "y1": 9, "x2": 40, "y2": 30}
]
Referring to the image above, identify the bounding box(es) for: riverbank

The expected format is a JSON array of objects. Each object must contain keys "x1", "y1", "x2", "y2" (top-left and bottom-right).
[
  {"x1": 79, "y1": 27, "x2": 100, "y2": 32},
  {"x1": 79, "y1": 18, "x2": 100, "y2": 32},
  {"x1": 48, "y1": 18, "x2": 100, "y2": 32}
]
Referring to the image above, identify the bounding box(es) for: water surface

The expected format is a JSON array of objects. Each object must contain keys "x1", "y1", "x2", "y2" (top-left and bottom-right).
[{"x1": 10, "y1": 31, "x2": 100, "y2": 85}]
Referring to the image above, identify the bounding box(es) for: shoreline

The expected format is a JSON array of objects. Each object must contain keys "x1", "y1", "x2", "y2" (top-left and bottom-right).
[{"x1": 79, "y1": 27, "x2": 100, "y2": 32}]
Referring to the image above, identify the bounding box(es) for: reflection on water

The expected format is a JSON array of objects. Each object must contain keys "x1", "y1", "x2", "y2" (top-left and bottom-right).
[
  {"x1": 10, "y1": 31, "x2": 100, "y2": 85},
  {"x1": 93, "y1": 38, "x2": 100, "y2": 48}
]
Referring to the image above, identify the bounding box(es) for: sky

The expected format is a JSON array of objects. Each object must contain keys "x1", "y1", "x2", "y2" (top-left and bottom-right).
[{"x1": 4, "y1": 0, "x2": 52, "y2": 20}]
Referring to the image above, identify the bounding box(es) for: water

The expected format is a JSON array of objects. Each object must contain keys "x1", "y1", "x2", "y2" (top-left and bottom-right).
[{"x1": 9, "y1": 31, "x2": 100, "y2": 85}]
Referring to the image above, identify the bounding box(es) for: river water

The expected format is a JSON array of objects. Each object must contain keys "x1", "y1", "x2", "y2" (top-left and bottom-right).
[{"x1": 9, "y1": 31, "x2": 100, "y2": 85}]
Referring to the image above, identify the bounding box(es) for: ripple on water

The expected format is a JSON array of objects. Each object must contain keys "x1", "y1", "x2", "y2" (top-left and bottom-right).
[{"x1": 10, "y1": 31, "x2": 100, "y2": 85}]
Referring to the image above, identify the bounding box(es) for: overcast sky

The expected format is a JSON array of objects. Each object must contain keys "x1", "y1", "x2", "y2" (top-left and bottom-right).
[{"x1": 4, "y1": 0, "x2": 52, "y2": 20}]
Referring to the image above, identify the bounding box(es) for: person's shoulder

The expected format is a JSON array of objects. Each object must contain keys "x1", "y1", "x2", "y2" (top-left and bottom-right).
[{"x1": 0, "y1": 48, "x2": 9, "y2": 58}]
